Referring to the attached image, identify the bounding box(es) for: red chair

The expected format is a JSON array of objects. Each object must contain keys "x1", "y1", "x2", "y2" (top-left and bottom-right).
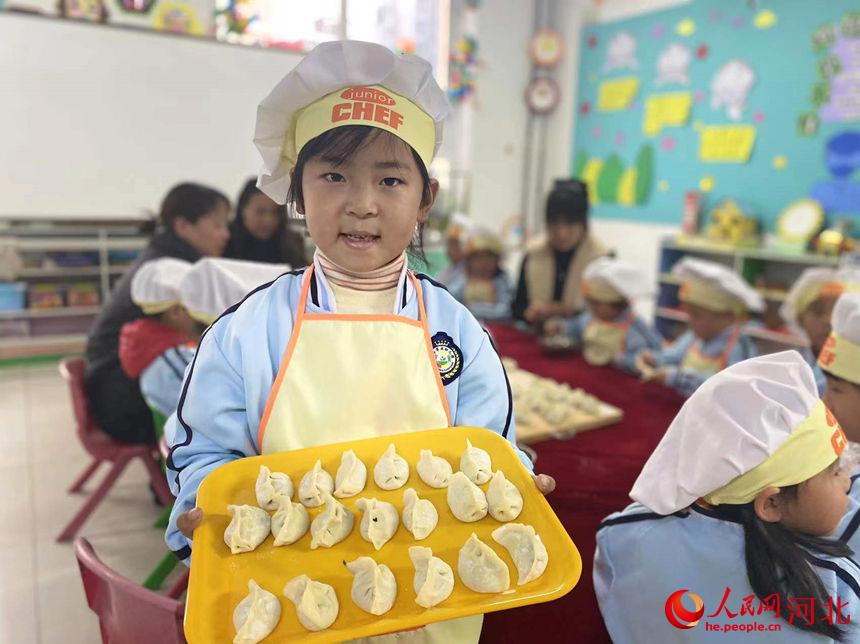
[
  {"x1": 75, "y1": 537, "x2": 187, "y2": 644},
  {"x1": 58, "y1": 357, "x2": 173, "y2": 542}
]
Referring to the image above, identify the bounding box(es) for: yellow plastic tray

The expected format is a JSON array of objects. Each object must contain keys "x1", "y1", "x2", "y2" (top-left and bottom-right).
[{"x1": 185, "y1": 426, "x2": 582, "y2": 643}]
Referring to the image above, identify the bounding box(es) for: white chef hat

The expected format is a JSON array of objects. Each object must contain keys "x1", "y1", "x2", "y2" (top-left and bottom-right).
[
  {"x1": 631, "y1": 351, "x2": 847, "y2": 515},
  {"x1": 818, "y1": 291, "x2": 860, "y2": 385},
  {"x1": 672, "y1": 256, "x2": 764, "y2": 314},
  {"x1": 582, "y1": 256, "x2": 652, "y2": 303},
  {"x1": 179, "y1": 258, "x2": 288, "y2": 324},
  {"x1": 130, "y1": 258, "x2": 193, "y2": 315},
  {"x1": 254, "y1": 40, "x2": 450, "y2": 205},
  {"x1": 780, "y1": 267, "x2": 860, "y2": 337}
]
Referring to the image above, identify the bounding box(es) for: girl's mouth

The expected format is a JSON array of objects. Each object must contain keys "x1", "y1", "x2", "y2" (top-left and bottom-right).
[{"x1": 340, "y1": 232, "x2": 380, "y2": 250}]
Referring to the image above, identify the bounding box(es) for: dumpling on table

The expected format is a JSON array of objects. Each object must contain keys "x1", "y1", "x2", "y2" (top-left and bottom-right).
[
  {"x1": 355, "y1": 497, "x2": 399, "y2": 550},
  {"x1": 345, "y1": 556, "x2": 397, "y2": 616},
  {"x1": 408, "y1": 546, "x2": 454, "y2": 609},
  {"x1": 255, "y1": 465, "x2": 294, "y2": 511},
  {"x1": 416, "y1": 449, "x2": 452, "y2": 488},
  {"x1": 233, "y1": 579, "x2": 281, "y2": 644},
  {"x1": 224, "y1": 505, "x2": 270, "y2": 554},
  {"x1": 373, "y1": 443, "x2": 409, "y2": 490},
  {"x1": 334, "y1": 449, "x2": 367, "y2": 498},
  {"x1": 402, "y1": 488, "x2": 438, "y2": 540},
  {"x1": 460, "y1": 439, "x2": 492, "y2": 485},
  {"x1": 486, "y1": 470, "x2": 523, "y2": 522},
  {"x1": 298, "y1": 460, "x2": 334, "y2": 508},
  {"x1": 283, "y1": 575, "x2": 338, "y2": 632},
  {"x1": 446, "y1": 471, "x2": 488, "y2": 523},
  {"x1": 492, "y1": 523, "x2": 548, "y2": 585},
  {"x1": 457, "y1": 533, "x2": 510, "y2": 593},
  {"x1": 270, "y1": 500, "x2": 310, "y2": 547},
  {"x1": 310, "y1": 494, "x2": 354, "y2": 549}
]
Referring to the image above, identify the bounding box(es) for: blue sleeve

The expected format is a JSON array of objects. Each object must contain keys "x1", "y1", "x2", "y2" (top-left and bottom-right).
[
  {"x1": 140, "y1": 345, "x2": 195, "y2": 418},
  {"x1": 562, "y1": 311, "x2": 589, "y2": 344},
  {"x1": 453, "y1": 328, "x2": 534, "y2": 472},
  {"x1": 725, "y1": 334, "x2": 758, "y2": 366},
  {"x1": 465, "y1": 274, "x2": 513, "y2": 321},
  {"x1": 614, "y1": 318, "x2": 662, "y2": 374},
  {"x1": 657, "y1": 330, "x2": 694, "y2": 367}
]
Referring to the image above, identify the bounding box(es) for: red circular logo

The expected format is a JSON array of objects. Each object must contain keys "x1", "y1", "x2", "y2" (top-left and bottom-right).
[{"x1": 665, "y1": 589, "x2": 705, "y2": 629}]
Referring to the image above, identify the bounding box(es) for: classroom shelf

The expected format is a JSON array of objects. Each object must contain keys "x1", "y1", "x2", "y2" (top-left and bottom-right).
[
  {"x1": 15, "y1": 266, "x2": 128, "y2": 278},
  {"x1": 0, "y1": 306, "x2": 101, "y2": 320},
  {"x1": 0, "y1": 333, "x2": 87, "y2": 361}
]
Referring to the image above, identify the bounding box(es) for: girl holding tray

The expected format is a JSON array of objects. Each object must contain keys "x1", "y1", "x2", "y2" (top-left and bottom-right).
[{"x1": 164, "y1": 40, "x2": 554, "y2": 642}]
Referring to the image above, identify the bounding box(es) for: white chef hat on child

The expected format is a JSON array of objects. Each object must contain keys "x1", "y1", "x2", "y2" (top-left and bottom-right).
[
  {"x1": 631, "y1": 351, "x2": 847, "y2": 515},
  {"x1": 179, "y1": 258, "x2": 288, "y2": 324},
  {"x1": 130, "y1": 258, "x2": 193, "y2": 315},
  {"x1": 672, "y1": 256, "x2": 764, "y2": 314},
  {"x1": 779, "y1": 267, "x2": 856, "y2": 337},
  {"x1": 818, "y1": 291, "x2": 860, "y2": 385},
  {"x1": 582, "y1": 256, "x2": 652, "y2": 303},
  {"x1": 254, "y1": 40, "x2": 450, "y2": 205}
]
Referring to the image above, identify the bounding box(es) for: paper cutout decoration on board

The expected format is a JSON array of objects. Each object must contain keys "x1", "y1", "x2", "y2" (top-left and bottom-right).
[
  {"x1": 118, "y1": 0, "x2": 156, "y2": 13},
  {"x1": 699, "y1": 125, "x2": 757, "y2": 163},
  {"x1": 675, "y1": 19, "x2": 696, "y2": 37},
  {"x1": 820, "y1": 34, "x2": 860, "y2": 122},
  {"x1": 59, "y1": 0, "x2": 108, "y2": 21},
  {"x1": 811, "y1": 131, "x2": 860, "y2": 213},
  {"x1": 597, "y1": 77, "x2": 640, "y2": 111},
  {"x1": 710, "y1": 60, "x2": 756, "y2": 121},
  {"x1": 153, "y1": 2, "x2": 204, "y2": 35},
  {"x1": 643, "y1": 92, "x2": 692, "y2": 136},
  {"x1": 603, "y1": 31, "x2": 638, "y2": 72},
  {"x1": 753, "y1": 10, "x2": 777, "y2": 30},
  {"x1": 656, "y1": 43, "x2": 692, "y2": 86},
  {"x1": 573, "y1": 144, "x2": 653, "y2": 206}
]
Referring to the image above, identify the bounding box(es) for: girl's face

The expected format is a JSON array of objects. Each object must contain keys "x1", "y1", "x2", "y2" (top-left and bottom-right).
[
  {"x1": 299, "y1": 132, "x2": 437, "y2": 273},
  {"x1": 825, "y1": 376, "x2": 860, "y2": 442},
  {"x1": 799, "y1": 296, "x2": 839, "y2": 354},
  {"x1": 547, "y1": 221, "x2": 585, "y2": 253},
  {"x1": 780, "y1": 459, "x2": 850, "y2": 537},
  {"x1": 588, "y1": 298, "x2": 626, "y2": 322},
  {"x1": 466, "y1": 251, "x2": 499, "y2": 281},
  {"x1": 174, "y1": 202, "x2": 231, "y2": 257},
  {"x1": 242, "y1": 193, "x2": 282, "y2": 241}
]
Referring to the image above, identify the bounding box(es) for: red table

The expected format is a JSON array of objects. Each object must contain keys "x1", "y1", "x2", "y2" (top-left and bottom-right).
[{"x1": 479, "y1": 324, "x2": 684, "y2": 643}]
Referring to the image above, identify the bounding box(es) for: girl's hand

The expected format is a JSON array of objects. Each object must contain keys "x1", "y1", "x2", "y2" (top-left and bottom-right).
[
  {"x1": 177, "y1": 507, "x2": 203, "y2": 538},
  {"x1": 542, "y1": 317, "x2": 564, "y2": 336},
  {"x1": 532, "y1": 473, "x2": 556, "y2": 495}
]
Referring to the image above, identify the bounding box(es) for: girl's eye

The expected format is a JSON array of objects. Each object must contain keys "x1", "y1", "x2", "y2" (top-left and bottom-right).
[
  {"x1": 324, "y1": 172, "x2": 345, "y2": 182},
  {"x1": 381, "y1": 177, "x2": 403, "y2": 187}
]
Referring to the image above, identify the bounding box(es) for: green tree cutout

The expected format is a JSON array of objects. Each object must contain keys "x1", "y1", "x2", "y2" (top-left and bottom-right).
[
  {"x1": 635, "y1": 144, "x2": 654, "y2": 205},
  {"x1": 597, "y1": 154, "x2": 624, "y2": 203}
]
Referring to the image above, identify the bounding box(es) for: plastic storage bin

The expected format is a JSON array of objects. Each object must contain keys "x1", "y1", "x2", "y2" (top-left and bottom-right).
[{"x1": 0, "y1": 282, "x2": 27, "y2": 311}]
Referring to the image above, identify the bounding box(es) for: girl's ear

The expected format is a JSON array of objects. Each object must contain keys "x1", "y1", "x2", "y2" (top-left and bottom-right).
[
  {"x1": 753, "y1": 487, "x2": 784, "y2": 523},
  {"x1": 417, "y1": 179, "x2": 440, "y2": 224}
]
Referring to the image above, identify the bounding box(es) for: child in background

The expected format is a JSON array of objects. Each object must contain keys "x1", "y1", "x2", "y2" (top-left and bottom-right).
[
  {"x1": 437, "y1": 218, "x2": 467, "y2": 286},
  {"x1": 448, "y1": 229, "x2": 513, "y2": 321},
  {"x1": 781, "y1": 267, "x2": 860, "y2": 394},
  {"x1": 165, "y1": 41, "x2": 553, "y2": 643},
  {"x1": 543, "y1": 257, "x2": 662, "y2": 372},
  {"x1": 595, "y1": 352, "x2": 857, "y2": 643},
  {"x1": 638, "y1": 257, "x2": 762, "y2": 397}
]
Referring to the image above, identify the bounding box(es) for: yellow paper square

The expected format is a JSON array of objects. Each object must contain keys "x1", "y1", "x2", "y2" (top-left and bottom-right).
[
  {"x1": 597, "y1": 77, "x2": 640, "y2": 112},
  {"x1": 699, "y1": 125, "x2": 757, "y2": 163},
  {"x1": 642, "y1": 92, "x2": 692, "y2": 136}
]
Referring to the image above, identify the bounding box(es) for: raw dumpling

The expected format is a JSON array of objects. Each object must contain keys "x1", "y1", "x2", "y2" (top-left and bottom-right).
[
  {"x1": 409, "y1": 546, "x2": 455, "y2": 608},
  {"x1": 283, "y1": 575, "x2": 338, "y2": 632},
  {"x1": 457, "y1": 533, "x2": 510, "y2": 593},
  {"x1": 446, "y1": 471, "x2": 488, "y2": 523},
  {"x1": 460, "y1": 439, "x2": 492, "y2": 485},
  {"x1": 373, "y1": 443, "x2": 409, "y2": 490},
  {"x1": 345, "y1": 556, "x2": 397, "y2": 616},
  {"x1": 224, "y1": 505, "x2": 270, "y2": 554},
  {"x1": 492, "y1": 523, "x2": 548, "y2": 585},
  {"x1": 402, "y1": 488, "x2": 438, "y2": 540},
  {"x1": 417, "y1": 449, "x2": 452, "y2": 488},
  {"x1": 255, "y1": 465, "x2": 294, "y2": 511},
  {"x1": 334, "y1": 449, "x2": 367, "y2": 498},
  {"x1": 355, "y1": 497, "x2": 399, "y2": 550},
  {"x1": 298, "y1": 460, "x2": 334, "y2": 508},
  {"x1": 310, "y1": 494, "x2": 354, "y2": 549},
  {"x1": 486, "y1": 470, "x2": 523, "y2": 522},
  {"x1": 271, "y1": 501, "x2": 310, "y2": 546},
  {"x1": 233, "y1": 579, "x2": 281, "y2": 644}
]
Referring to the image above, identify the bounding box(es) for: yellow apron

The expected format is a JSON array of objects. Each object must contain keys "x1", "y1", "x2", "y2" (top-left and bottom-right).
[
  {"x1": 258, "y1": 266, "x2": 482, "y2": 643},
  {"x1": 582, "y1": 313, "x2": 632, "y2": 366},
  {"x1": 679, "y1": 325, "x2": 741, "y2": 378}
]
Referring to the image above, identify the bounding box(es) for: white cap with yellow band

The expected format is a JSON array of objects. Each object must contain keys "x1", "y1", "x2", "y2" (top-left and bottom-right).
[
  {"x1": 631, "y1": 351, "x2": 847, "y2": 515},
  {"x1": 582, "y1": 256, "x2": 651, "y2": 303},
  {"x1": 779, "y1": 267, "x2": 860, "y2": 337},
  {"x1": 131, "y1": 258, "x2": 193, "y2": 315},
  {"x1": 672, "y1": 256, "x2": 764, "y2": 314},
  {"x1": 254, "y1": 40, "x2": 450, "y2": 205},
  {"x1": 818, "y1": 291, "x2": 860, "y2": 385}
]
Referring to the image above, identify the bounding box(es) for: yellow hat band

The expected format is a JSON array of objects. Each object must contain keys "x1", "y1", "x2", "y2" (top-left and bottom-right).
[
  {"x1": 680, "y1": 279, "x2": 743, "y2": 314},
  {"x1": 288, "y1": 85, "x2": 436, "y2": 170},
  {"x1": 819, "y1": 331, "x2": 860, "y2": 385},
  {"x1": 795, "y1": 281, "x2": 845, "y2": 318},
  {"x1": 703, "y1": 400, "x2": 847, "y2": 506},
  {"x1": 139, "y1": 300, "x2": 179, "y2": 315},
  {"x1": 582, "y1": 279, "x2": 625, "y2": 303}
]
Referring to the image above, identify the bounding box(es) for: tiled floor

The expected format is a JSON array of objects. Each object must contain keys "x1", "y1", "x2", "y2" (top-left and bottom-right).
[{"x1": 0, "y1": 362, "x2": 184, "y2": 643}]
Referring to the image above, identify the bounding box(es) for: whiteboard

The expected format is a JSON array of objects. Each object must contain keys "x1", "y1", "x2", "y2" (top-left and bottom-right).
[{"x1": 0, "y1": 13, "x2": 302, "y2": 217}]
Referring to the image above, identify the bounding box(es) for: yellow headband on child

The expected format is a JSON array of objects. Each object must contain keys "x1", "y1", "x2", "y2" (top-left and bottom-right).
[
  {"x1": 582, "y1": 279, "x2": 625, "y2": 303},
  {"x1": 703, "y1": 400, "x2": 847, "y2": 506},
  {"x1": 818, "y1": 332, "x2": 860, "y2": 385},
  {"x1": 139, "y1": 300, "x2": 179, "y2": 316},
  {"x1": 288, "y1": 85, "x2": 436, "y2": 170},
  {"x1": 680, "y1": 279, "x2": 744, "y2": 314},
  {"x1": 795, "y1": 281, "x2": 845, "y2": 317}
]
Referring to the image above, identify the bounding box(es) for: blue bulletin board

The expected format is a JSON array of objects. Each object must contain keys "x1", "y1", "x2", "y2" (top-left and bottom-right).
[{"x1": 573, "y1": 0, "x2": 860, "y2": 230}]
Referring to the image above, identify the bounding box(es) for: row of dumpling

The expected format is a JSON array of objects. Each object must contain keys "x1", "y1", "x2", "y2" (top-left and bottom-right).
[{"x1": 233, "y1": 524, "x2": 548, "y2": 642}]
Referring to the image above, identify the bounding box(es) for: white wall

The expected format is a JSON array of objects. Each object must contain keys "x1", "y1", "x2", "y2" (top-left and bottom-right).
[{"x1": 0, "y1": 13, "x2": 302, "y2": 216}]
